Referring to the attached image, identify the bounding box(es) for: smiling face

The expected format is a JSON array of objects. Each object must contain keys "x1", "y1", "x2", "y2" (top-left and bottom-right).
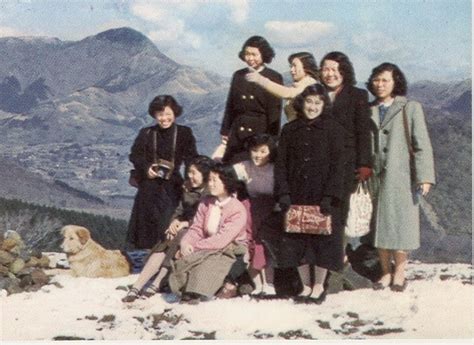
[
  {"x1": 187, "y1": 164, "x2": 204, "y2": 188},
  {"x1": 208, "y1": 171, "x2": 228, "y2": 199},
  {"x1": 303, "y1": 95, "x2": 325, "y2": 120},
  {"x1": 244, "y1": 46, "x2": 264, "y2": 70},
  {"x1": 372, "y1": 70, "x2": 395, "y2": 103},
  {"x1": 290, "y1": 57, "x2": 306, "y2": 82},
  {"x1": 154, "y1": 106, "x2": 175, "y2": 129},
  {"x1": 321, "y1": 59, "x2": 344, "y2": 91},
  {"x1": 250, "y1": 144, "x2": 271, "y2": 167}
]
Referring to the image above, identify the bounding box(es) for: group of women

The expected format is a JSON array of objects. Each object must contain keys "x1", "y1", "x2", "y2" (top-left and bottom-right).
[{"x1": 123, "y1": 35, "x2": 435, "y2": 305}]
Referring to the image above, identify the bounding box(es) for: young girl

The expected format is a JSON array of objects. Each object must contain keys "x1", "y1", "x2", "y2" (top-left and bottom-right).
[
  {"x1": 122, "y1": 156, "x2": 214, "y2": 302},
  {"x1": 274, "y1": 84, "x2": 345, "y2": 302},
  {"x1": 246, "y1": 52, "x2": 319, "y2": 122},
  {"x1": 168, "y1": 163, "x2": 249, "y2": 304},
  {"x1": 233, "y1": 134, "x2": 277, "y2": 294},
  {"x1": 220, "y1": 36, "x2": 283, "y2": 164}
]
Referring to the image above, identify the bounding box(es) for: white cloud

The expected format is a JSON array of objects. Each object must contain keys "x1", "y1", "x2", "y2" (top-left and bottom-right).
[
  {"x1": 0, "y1": 26, "x2": 25, "y2": 37},
  {"x1": 264, "y1": 21, "x2": 337, "y2": 48},
  {"x1": 130, "y1": 2, "x2": 167, "y2": 22},
  {"x1": 227, "y1": 0, "x2": 249, "y2": 24}
]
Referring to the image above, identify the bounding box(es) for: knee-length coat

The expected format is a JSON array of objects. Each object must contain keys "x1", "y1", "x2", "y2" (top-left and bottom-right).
[
  {"x1": 368, "y1": 96, "x2": 435, "y2": 250},
  {"x1": 127, "y1": 124, "x2": 197, "y2": 249},
  {"x1": 274, "y1": 114, "x2": 346, "y2": 270}
]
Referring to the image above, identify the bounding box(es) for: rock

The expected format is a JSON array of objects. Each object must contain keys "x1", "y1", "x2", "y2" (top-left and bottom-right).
[
  {"x1": 17, "y1": 249, "x2": 32, "y2": 262},
  {"x1": 30, "y1": 249, "x2": 43, "y2": 259},
  {"x1": 25, "y1": 257, "x2": 40, "y2": 268},
  {"x1": 0, "y1": 265, "x2": 9, "y2": 276},
  {"x1": 0, "y1": 277, "x2": 14, "y2": 290},
  {"x1": 9, "y1": 258, "x2": 26, "y2": 274},
  {"x1": 16, "y1": 267, "x2": 35, "y2": 277},
  {"x1": 4, "y1": 230, "x2": 24, "y2": 244},
  {"x1": 19, "y1": 274, "x2": 33, "y2": 288},
  {"x1": 1, "y1": 238, "x2": 18, "y2": 252},
  {"x1": 31, "y1": 269, "x2": 50, "y2": 285},
  {"x1": 5, "y1": 277, "x2": 22, "y2": 295},
  {"x1": 39, "y1": 255, "x2": 51, "y2": 268},
  {"x1": 0, "y1": 250, "x2": 15, "y2": 265}
]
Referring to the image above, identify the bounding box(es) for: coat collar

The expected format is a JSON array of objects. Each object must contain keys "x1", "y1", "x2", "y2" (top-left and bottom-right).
[
  {"x1": 287, "y1": 114, "x2": 327, "y2": 131},
  {"x1": 371, "y1": 96, "x2": 408, "y2": 128}
]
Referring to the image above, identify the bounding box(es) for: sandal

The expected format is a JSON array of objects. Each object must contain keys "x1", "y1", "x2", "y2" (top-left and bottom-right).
[
  {"x1": 122, "y1": 287, "x2": 140, "y2": 303},
  {"x1": 142, "y1": 284, "x2": 160, "y2": 298}
]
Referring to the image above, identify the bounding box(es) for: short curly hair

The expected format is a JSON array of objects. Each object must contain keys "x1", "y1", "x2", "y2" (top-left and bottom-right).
[
  {"x1": 148, "y1": 95, "x2": 183, "y2": 118},
  {"x1": 292, "y1": 84, "x2": 332, "y2": 119},
  {"x1": 244, "y1": 133, "x2": 278, "y2": 163},
  {"x1": 288, "y1": 52, "x2": 319, "y2": 81},
  {"x1": 366, "y1": 62, "x2": 408, "y2": 97},
  {"x1": 187, "y1": 155, "x2": 215, "y2": 184},
  {"x1": 320, "y1": 51, "x2": 356, "y2": 86},
  {"x1": 209, "y1": 163, "x2": 240, "y2": 195},
  {"x1": 238, "y1": 36, "x2": 275, "y2": 64}
]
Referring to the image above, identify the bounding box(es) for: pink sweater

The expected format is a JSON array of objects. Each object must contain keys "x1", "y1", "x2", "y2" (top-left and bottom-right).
[{"x1": 180, "y1": 196, "x2": 248, "y2": 251}]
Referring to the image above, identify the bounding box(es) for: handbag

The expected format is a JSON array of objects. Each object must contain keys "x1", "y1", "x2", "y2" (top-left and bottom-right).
[
  {"x1": 344, "y1": 182, "x2": 373, "y2": 238},
  {"x1": 284, "y1": 205, "x2": 332, "y2": 235}
]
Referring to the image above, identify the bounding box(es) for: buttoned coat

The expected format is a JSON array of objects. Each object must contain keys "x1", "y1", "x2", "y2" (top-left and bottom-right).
[
  {"x1": 221, "y1": 67, "x2": 283, "y2": 163},
  {"x1": 368, "y1": 96, "x2": 435, "y2": 250}
]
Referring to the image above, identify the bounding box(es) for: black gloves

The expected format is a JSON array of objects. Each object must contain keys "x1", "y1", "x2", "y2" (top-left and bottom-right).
[
  {"x1": 277, "y1": 194, "x2": 292, "y2": 213},
  {"x1": 319, "y1": 196, "x2": 333, "y2": 215}
]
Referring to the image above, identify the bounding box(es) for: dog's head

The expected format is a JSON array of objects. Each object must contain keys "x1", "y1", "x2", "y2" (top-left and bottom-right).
[{"x1": 60, "y1": 225, "x2": 91, "y2": 255}]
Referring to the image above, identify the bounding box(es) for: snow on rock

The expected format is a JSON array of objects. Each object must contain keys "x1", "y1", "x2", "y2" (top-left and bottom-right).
[{"x1": 1, "y1": 261, "x2": 472, "y2": 340}]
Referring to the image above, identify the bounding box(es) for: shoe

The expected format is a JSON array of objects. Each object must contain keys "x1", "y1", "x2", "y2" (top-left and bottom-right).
[
  {"x1": 180, "y1": 292, "x2": 203, "y2": 305},
  {"x1": 216, "y1": 283, "x2": 238, "y2": 299},
  {"x1": 261, "y1": 284, "x2": 276, "y2": 295},
  {"x1": 390, "y1": 280, "x2": 407, "y2": 292},
  {"x1": 142, "y1": 284, "x2": 159, "y2": 298},
  {"x1": 122, "y1": 287, "x2": 140, "y2": 303},
  {"x1": 372, "y1": 282, "x2": 388, "y2": 290}
]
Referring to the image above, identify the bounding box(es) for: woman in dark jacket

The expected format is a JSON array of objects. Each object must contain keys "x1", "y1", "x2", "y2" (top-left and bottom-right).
[
  {"x1": 127, "y1": 95, "x2": 197, "y2": 249},
  {"x1": 320, "y1": 52, "x2": 373, "y2": 228},
  {"x1": 220, "y1": 35, "x2": 283, "y2": 164},
  {"x1": 274, "y1": 84, "x2": 345, "y2": 301}
]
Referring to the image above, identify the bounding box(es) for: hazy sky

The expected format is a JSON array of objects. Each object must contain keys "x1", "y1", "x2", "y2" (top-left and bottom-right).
[{"x1": 0, "y1": 0, "x2": 471, "y2": 83}]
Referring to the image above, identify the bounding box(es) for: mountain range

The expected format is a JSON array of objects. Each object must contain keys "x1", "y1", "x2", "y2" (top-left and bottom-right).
[{"x1": 0, "y1": 27, "x2": 471, "y2": 262}]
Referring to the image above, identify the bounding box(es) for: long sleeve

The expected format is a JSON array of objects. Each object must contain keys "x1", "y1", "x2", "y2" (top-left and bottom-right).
[
  {"x1": 180, "y1": 126, "x2": 198, "y2": 170},
  {"x1": 274, "y1": 126, "x2": 290, "y2": 198},
  {"x1": 323, "y1": 120, "x2": 346, "y2": 201},
  {"x1": 192, "y1": 201, "x2": 247, "y2": 251},
  {"x1": 129, "y1": 128, "x2": 151, "y2": 177},
  {"x1": 354, "y1": 89, "x2": 373, "y2": 168},
  {"x1": 180, "y1": 201, "x2": 207, "y2": 248},
  {"x1": 255, "y1": 75, "x2": 317, "y2": 100},
  {"x1": 408, "y1": 101, "x2": 436, "y2": 185},
  {"x1": 220, "y1": 73, "x2": 237, "y2": 136},
  {"x1": 266, "y1": 72, "x2": 284, "y2": 136}
]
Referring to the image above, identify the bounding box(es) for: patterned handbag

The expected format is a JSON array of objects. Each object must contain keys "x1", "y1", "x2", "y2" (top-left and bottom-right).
[
  {"x1": 284, "y1": 205, "x2": 332, "y2": 235},
  {"x1": 344, "y1": 182, "x2": 373, "y2": 238}
]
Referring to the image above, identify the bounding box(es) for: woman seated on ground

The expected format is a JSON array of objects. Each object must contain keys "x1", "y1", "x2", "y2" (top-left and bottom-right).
[
  {"x1": 122, "y1": 155, "x2": 214, "y2": 303},
  {"x1": 232, "y1": 134, "x2": 278, "y2": 294},
  {"x1": 246, "y1": 51, "x2": 319, "y2": 122},
  {"x1": 274, "y1": 84, "x2": 345, "y2": 303},
  {"x1": 168, "y1": 163, "x2": 249, "y2": 304}
]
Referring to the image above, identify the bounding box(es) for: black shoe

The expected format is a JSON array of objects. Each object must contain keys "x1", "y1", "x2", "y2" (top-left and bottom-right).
[
  {"x1": 293, "y1": 290, "x2": 326, "y2": 305},
  {"x1": 180, "y1": 292, "x2": 204, "y2": 305},
  {"x1": 122, "y1": 287, "x2": 140, "y2": 303},
  {"x1": 372, "y1": 282, "x2": 388, "y2": 290}
]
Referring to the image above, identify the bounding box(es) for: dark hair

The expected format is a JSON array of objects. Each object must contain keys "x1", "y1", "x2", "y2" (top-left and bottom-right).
[
  {"x1": 148, "y1": 95, "x2": 183, "y2": 118},
  {"x1": 366, "y1": 62, "x2": 408, "y2": 97},
  {"x1": 209, "y1": 163, "x2": 240, "y2": 195},
  {"x1": 292, "y1": 84, "x2": 332, "y2": 119},
  {"x1": 288, "y1": 52, "x2": 319, "y2": 81},
  {"x1": 238, "y1": 36, "x2": 275, "y2": 64},
  {"x1": 244, "y1": 133, "x2": 277, "y2": 163},
  {"x1": 187, "y1": 155, "x2": 215, "y2": 184},
  {"x1": 320, "y1": 51, "x2": 356, "y2": 86}
]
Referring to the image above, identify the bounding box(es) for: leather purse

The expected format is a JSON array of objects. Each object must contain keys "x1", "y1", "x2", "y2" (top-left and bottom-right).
[{"x1": 284, "y1": 205, "x2": 332, "y2": 235}]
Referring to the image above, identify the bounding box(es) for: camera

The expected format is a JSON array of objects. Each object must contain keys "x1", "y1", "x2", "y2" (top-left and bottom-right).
[{"x1": 151, "y1": 160, "x2": 174, "y2": 180}]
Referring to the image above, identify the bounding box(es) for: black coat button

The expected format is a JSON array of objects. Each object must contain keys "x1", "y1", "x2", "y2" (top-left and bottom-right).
[
  {"x1": 304, "y1": 157, "x2": 310, "y2": 162},
  {"x1": 383, "y1": 129, "x2": 389, "y2": 135},
  {"x1": 383, "y1": 148, "x2": 388, "y2": 153}
]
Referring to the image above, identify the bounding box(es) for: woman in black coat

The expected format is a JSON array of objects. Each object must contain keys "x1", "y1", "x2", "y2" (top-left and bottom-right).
[
  {"x1": 127, "y1": 95, "x2": 198, "y2": 249},
  {"x1": 274, "y1": 84, "x2": 345, "y2": 301},
  {"x1": 320, "y1": 52, "x2": 373, "y2": 227},
  {"x1": 220, "y1": 35, "x2": 283, "y2": 164}
]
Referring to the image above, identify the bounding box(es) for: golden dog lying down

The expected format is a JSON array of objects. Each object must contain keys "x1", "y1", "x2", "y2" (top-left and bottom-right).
[{"x1": 60, "y1": 225, "x2": 130, "y2": 278}]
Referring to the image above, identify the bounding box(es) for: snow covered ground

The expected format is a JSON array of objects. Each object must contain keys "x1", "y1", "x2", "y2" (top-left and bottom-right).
[{"x1": 1, "y1": 261, "x2": 472, "y2": 341}]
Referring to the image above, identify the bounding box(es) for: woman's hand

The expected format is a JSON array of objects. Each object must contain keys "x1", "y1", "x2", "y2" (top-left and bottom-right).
[
  {"x1": 147, "y1": 164, "x2": 159, "y2": 179},
  {"x1": 181, "y1": 244, "x2": 194, "y2": 257},
  {"x1": 245, "y1": 71, "x2": 266, "y2": 85},
  {"x1": 418, "y1": 183, "x2": 432, "y2": 196},
  {"x1": 165, "y1": 220, "x2": 189, "y2": 240}
]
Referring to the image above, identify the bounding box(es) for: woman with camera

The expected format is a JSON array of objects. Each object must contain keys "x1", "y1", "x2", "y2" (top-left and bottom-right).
[{"x1": 127, "y1": 95, "x2": 198, "y2": 249}]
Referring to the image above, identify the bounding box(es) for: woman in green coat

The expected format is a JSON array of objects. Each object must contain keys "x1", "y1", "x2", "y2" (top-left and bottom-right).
[{"x1": 366, "y1": 63, "x2": 435, "y2": 292}]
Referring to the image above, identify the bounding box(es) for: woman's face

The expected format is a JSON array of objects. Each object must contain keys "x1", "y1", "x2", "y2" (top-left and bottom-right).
[
  {"x1": 187, "y1": 164, "x2": 204, "y2": 188},
  {"x1": 321, "y1": 59, "x2": 344, "y2": 91},
  {"x1": 290, "y1": 57, "x2": 306, "y2": 82},
  {"x1": 208, "y1": 172, "x2": 228, "y2": 198},
  {"x1": 303, "y1": 95, "x2": 324, "y2": 120},
  {"x1": 372, "y1": 70, "x2": 395, "y2": 102},
  {"x1": 250, "y1": 144, "x2": 271, "y2": 167},
  {"x1": 244, "y1": 46, "x2": 264, "y2": 70},
  {"x1": 154, "y1": 106, "x2": 175, "y2": 129}
]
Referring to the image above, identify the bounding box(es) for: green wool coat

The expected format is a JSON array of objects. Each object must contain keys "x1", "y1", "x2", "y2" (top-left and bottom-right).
[{"x1": 368, "y1": 96, "x2": 435, "y2": 250}]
